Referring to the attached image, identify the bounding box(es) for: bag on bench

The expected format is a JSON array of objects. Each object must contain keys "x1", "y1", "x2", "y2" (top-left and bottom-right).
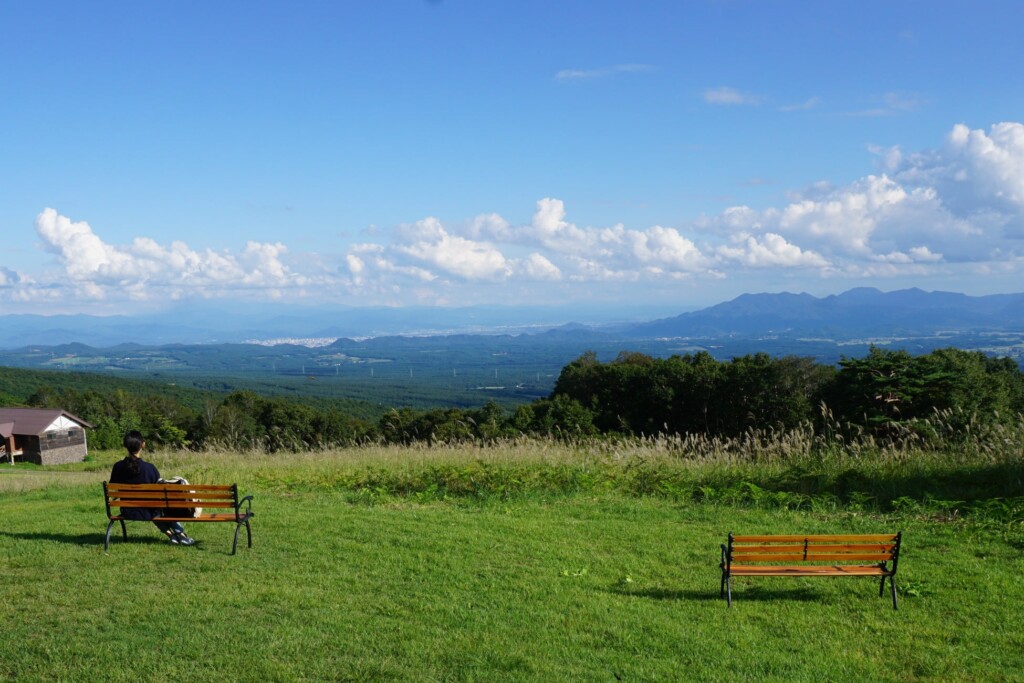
[{"x1": 158, "y1": 476, "x2": 203, "y2": 518}]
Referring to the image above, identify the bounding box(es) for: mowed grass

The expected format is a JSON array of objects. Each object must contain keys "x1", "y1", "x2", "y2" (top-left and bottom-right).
[{"x1": 1, "y1": 444, "x2": 1023, "y2": 682}]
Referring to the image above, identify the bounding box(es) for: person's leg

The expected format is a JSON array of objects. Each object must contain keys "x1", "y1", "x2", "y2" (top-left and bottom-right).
[
  {"x1": 153, "y1": 520, "x2": 184, "y2": 534},
  {"x1": 153, "y1": 521, "x2": 191, "y2": 543}
]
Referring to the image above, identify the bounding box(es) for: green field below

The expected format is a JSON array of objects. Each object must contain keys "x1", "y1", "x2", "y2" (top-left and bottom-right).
[{"x1": 2, "y1": 443, "x2": 1022, "y2": 682}]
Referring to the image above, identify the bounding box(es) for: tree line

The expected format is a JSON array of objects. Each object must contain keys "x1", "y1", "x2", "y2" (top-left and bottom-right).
[{"x1": 10, "y1": 346, "x2": 1024, "y2": 451}]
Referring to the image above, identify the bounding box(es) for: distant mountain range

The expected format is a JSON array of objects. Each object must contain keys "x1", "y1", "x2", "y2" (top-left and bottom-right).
[
  {"x1": 1, "y1": 288, "x2": 1022, "y2": 349},
  {"x1": 625, "y1": 288, "x2": 1024, "y2": 339},
  {"x1": 0, "y1": 301, "x2": 680, "y2": 349}
]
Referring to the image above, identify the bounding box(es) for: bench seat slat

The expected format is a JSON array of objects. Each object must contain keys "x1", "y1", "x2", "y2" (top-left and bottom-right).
[
  {"x1": 731, "y1": 552, "x2": 894, "y2": 563},
  {"x1": 108, "y1": 514, "x2": 250, "y2": 522},
  {"x1": 110, "y1": 501, "x2": 237, "y2": 509},
  {"x1": 729, "y1": 564, "x2": 891, "y2": 576}
]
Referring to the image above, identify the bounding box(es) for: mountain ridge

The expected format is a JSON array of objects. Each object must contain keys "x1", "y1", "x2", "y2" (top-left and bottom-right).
[{"x1": 626, "y1": 288, "x2": 1024, "y2": 338}]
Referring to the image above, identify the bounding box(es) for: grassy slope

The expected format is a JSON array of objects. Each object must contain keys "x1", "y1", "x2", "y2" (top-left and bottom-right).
[{"x1": 1, "y1": 447, "x2": 1022, "y2": 682}]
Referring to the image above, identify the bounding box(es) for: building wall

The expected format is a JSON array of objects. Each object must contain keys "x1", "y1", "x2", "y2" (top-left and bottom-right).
[
  {"x1": 19, "y1": 428, "x2": 89, "y2": 465},
  {"x1": 39, "y1": 442, "x2": 89, "y2": 465}
]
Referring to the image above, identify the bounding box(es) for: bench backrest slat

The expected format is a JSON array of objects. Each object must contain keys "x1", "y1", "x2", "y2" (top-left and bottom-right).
[
  {"x1": 103, "y1": 483, "x2": 240, "y2": 513},
  {"x1": 105, "y1": 491, "x2": 236, "y2": 502},
  {"x1": 732, "y1": 534, "x2": 898, "y2": 543},
  {"x1": 105, "y1": 484, "x2": 234, "y2": 492},
  {"x1": 733, "y1": 543, "x2": 896, "y2": 554},
  {"x1": 731, "y1": 552, "x2": 896, "y2": 563}
]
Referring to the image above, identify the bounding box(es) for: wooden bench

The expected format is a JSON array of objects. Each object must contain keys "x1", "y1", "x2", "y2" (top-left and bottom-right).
[
  {"x1": 103, "y1": 482, "x2": 254, "y2": 555},
  {"x1": 720, "y1": 532, "x2": 902, "y2": 609}
]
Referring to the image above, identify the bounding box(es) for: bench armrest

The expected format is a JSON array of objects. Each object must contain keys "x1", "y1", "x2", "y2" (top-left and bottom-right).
[{"x1": 236, "y1": 494, "x2": 254, "y2": 519}]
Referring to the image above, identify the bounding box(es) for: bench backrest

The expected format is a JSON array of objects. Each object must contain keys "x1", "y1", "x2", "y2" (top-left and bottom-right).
[
  {"x1": 103, "y1": 482, "x2": 239, "y2": 516},
  {"x1": 726, "y1": 533, "x2": 901, "y2": 569}
]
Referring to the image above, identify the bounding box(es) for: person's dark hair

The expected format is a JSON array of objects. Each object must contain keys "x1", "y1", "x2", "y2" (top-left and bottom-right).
[{"x1": 123, "y1": 430, "x2": 145, "y2": 476}]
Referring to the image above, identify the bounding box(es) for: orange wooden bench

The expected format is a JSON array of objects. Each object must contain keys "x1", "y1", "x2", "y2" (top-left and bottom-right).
[
  {"x1": 720, "y1": 532, "x2": 902, "y2": 609},
  {"x1": 103, "y1": 482, "x2": 254, "y2": 555}
]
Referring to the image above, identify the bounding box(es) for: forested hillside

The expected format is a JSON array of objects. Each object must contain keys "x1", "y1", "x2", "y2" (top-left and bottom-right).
[{"x1": 4, "y1": 346, "x2": 1022, "y2": 452}]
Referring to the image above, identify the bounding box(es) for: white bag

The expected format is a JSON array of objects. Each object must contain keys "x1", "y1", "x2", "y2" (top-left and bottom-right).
[{"x1": 158, "y1": 476, "x2": 203, "y2": 517}]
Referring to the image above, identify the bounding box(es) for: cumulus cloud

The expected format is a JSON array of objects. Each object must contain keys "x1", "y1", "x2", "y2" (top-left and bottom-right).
[
  {"x1": 13, "y1": 122, "x2": 1024, "y2": 308},
  {"x1": 701, "y1": 122, "x2": 1024, "y2": 274},
  {"x1": 718, "y1": 233, "x2": 830, "y2": 268},
  {"x1": 32, "y1": 208, "x2": 313, "y2": 301},
  {"x1": 343, "y1": 121, "x2": 1024, "y2": 294},
  {"x1": 394, "y1": 218, "x2": 512, "y2": 281}
]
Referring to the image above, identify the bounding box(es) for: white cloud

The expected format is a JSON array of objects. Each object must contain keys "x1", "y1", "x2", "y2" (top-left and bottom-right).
[
  {"x1": 12, "y1": 122, "x2": 1024, "y2": 309},
  {"x1": 703, "y1": 86, "x2": 763, "y2": 106},
  {"x1": 32, "y1": 208, "x2": 314, "y2": 301},
  {"x1": 518, "y1": 253, "x2": 562, "y2": 281},
  {"x1": 718, "y1": 232, "x2": 830, "y2": 268},
  {"x1": 395, "y1": 219, "x2": 512, "y2": 281},
  {"x1": 701, "y1": 123, "x2": 1024, "y2": 277}
]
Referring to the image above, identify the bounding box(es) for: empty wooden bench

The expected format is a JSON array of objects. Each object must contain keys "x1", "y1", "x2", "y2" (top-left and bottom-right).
[
  {"x1": 720, "y1": 532, "x2": 902, "y2": 609},
  {"x1": 103, "y1": 482, "x2": 254, "y2": 555}
]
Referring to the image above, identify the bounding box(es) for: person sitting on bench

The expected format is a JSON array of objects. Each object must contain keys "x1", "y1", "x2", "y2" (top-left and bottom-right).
[{"x1": 109, "y1": 430, "x2": 195, "y2": 546}]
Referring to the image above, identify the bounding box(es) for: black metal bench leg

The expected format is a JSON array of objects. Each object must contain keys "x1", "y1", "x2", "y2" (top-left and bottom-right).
[
  {"x1": 890, "y1": 577, "x2": 898, "y2": 610},
  {"x1": 245, "y1": 519, "x2": 252, "y2": 548},
  {"x1": 104, "y1": 520, "x2": 116, "y2": 552},
  {"x1": 726, "y1": 576, "x2": 732, "y2": 607},
  {"x1": 879, "y1": 575, "x2": 886, "y2": 598},
  {"x1": 720, "y1": 570, "x2": 726, "y2": 598},
  {"x1": 120, "y1": 519, "x2": 127, "y2": 540},
  {"x1": 232, "y1": 523, "x2": 241, "y2": 555}
]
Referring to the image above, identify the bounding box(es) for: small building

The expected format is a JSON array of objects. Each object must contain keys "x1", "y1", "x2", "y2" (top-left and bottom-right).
[{"x1": 0, "y1": 408, "x2": 93, "y2": 465}]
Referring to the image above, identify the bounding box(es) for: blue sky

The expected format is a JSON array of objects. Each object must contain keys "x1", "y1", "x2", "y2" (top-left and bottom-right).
[{"x1": 3, "y1": 0, "x2": 1024, "y2": 315}]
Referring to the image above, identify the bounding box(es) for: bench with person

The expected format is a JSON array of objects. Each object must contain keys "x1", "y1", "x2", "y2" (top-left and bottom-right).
[
  {"x1": 103, "y1": 482, "x2": 254, "y2": 555},
  {"x1": 720, "y1": 532, "x2": 902, "y2": 609}
]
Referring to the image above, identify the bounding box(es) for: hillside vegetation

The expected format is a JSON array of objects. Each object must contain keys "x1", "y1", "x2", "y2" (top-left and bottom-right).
[{"x1": 4, "y1": 347, "x2": 1023, "y2": 456}]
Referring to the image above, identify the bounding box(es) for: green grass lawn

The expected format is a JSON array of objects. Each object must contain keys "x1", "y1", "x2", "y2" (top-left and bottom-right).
[{"x1": 1, "y1": 448, "x2": 1022, "y2": 682}]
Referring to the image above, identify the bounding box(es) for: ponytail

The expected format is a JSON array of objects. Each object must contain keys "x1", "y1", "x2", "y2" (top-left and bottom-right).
[{"x1": 123, "y1": 430, "x2": 145, "y2": 477}]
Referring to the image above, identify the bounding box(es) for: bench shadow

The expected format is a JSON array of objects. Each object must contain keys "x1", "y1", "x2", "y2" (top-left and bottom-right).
[
  {"x1": 608, "y1": 584, "x2": 830, "y2": 604},
  {"x1": 725, "y1": 585, "x2": 827, "y2": 603},
  {"x1": 0, "y1": 530, "x2": 163, "y2": 547},
  {"x1": 1, "y1": 530, "x2": 118, "y2": 546}
]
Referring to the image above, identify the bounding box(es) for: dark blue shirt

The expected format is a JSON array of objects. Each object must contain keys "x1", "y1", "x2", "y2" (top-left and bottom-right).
[{"x1": 109, "y1": 457, "x2": 162, "y2": 520}]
